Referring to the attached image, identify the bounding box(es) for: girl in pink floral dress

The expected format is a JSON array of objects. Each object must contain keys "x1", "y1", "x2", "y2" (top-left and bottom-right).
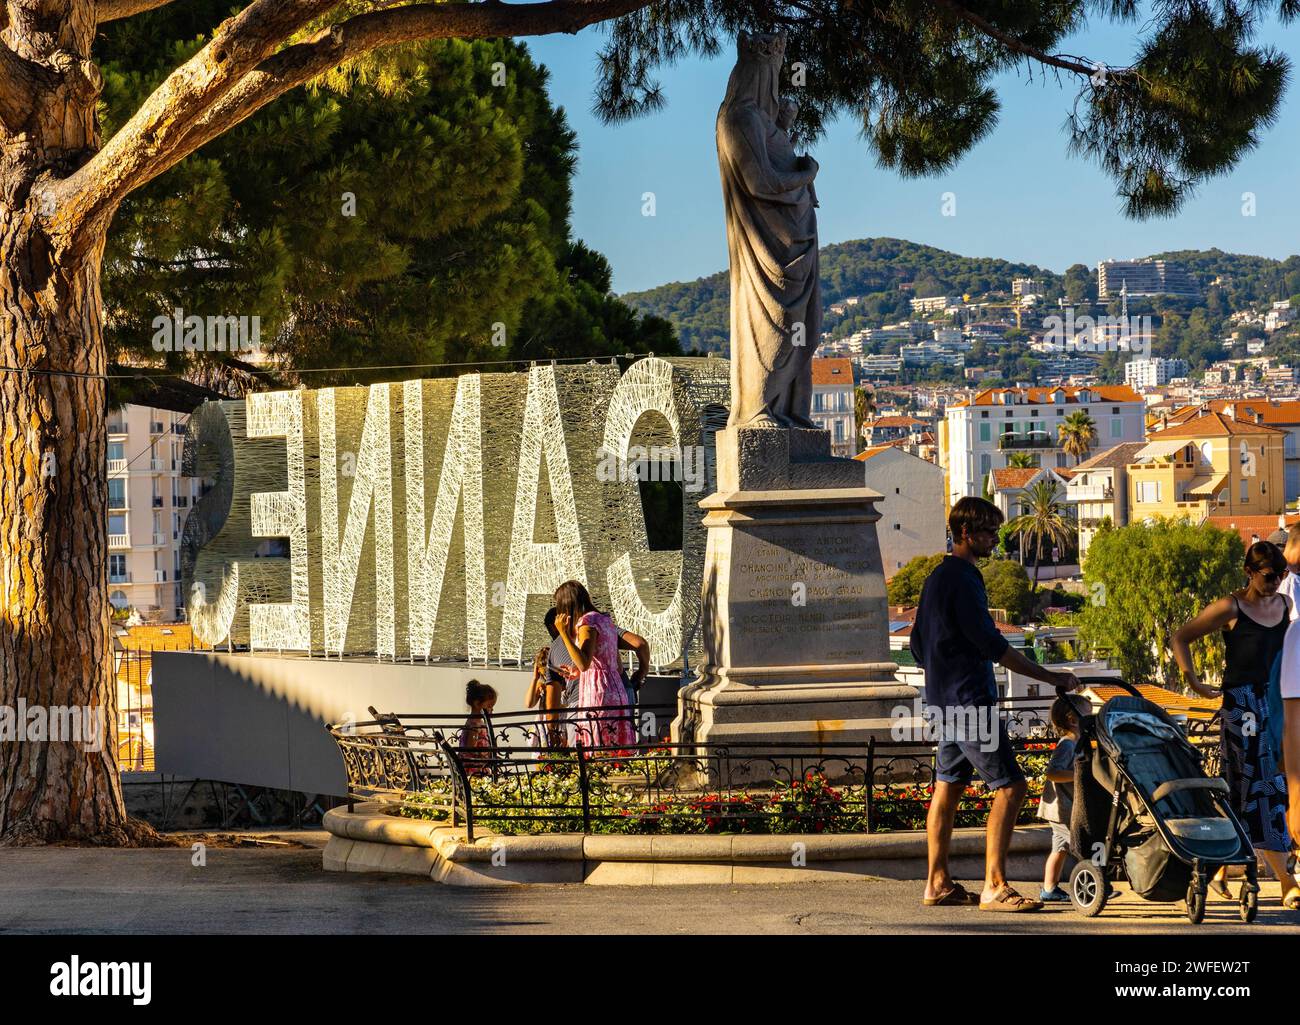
[{"x1": 552, "y1": 580, "x2": 635, "y2": 749}]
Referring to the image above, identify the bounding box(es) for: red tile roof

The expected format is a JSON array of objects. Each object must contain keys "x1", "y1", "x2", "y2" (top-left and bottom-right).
[
  {"x1": 854, "y1": 445, "x2": 894, "y2": 462},
  {"x1": 1083, "y1": 683, "x2": 1219, "y2": 721},
  {"x1": 867, "y1": 414, "x2": 924, "y2": 428},
  {"x1": 812, "y1": 357, "x2": 855, "y2": 387},
  {"x1": 1071, "y1": 441, "x2": 1148, "y2": 471},
  {"x1": 1232, "y1": 399, "x2": 1300, "y2": 426},
  {"x1": 1205, "y1": 515, "x2": 1298, "y2": 547},
  {"x1": 990, "y1": 467, "x2": 1043, "y2": 491},
  {"x1": 1145, "y1": 410, "x2": 1286, "y2": 440},
  {"x1": 950, "y1": 384, "x2": 1141, "y2": 409}
]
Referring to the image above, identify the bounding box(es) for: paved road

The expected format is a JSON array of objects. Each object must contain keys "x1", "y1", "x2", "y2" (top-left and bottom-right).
[{"x1": 1, "y1": 834, "x2": 1297, "y2": 934}]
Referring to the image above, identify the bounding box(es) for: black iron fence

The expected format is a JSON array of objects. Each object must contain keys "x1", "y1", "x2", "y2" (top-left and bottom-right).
[{"x1": 327, "y1": 700, "x2": 1224, "y2": 842}]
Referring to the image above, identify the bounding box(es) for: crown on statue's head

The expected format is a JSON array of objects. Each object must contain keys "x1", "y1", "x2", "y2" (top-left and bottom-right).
[{"x1": 737, "y1": 31, "x2": 786, "y2": 66}]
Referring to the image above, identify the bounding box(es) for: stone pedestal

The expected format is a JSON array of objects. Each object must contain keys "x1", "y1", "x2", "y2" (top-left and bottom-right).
[{"x1": 673, "y1": 426, "x2": 919, "y2": 752}]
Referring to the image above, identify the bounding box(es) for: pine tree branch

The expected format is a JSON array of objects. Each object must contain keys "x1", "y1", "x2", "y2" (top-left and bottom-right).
[
  {"x1": 927, "y1": 0, "x2": 1106, "y2": 78},
  {"x1": 53, "y1": 0, "x2": 346, "y2": 250},
  {"x1": 54, "y1": 0, "x2": 654, "y2": 252},
  {"x1": 98, "y1": 0, "x2": 183, "y2": 23}
]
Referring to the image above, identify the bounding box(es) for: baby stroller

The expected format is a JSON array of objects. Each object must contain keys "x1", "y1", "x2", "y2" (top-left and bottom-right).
[{"x1": 1062, "y1": 679, "x2": 1258, "y2": 925}]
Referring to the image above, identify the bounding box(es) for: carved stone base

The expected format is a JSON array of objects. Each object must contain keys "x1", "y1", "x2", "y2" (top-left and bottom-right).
[{"x1": 672, "y1": 426, "x2": 921, "y2": 758}]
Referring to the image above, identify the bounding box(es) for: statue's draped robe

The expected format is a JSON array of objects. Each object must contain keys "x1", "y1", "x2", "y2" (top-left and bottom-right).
[{"x1": 716, "y1": 102, "x2": 821, "y2": 428}]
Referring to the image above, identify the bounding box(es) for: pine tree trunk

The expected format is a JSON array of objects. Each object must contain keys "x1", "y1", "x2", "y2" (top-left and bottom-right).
[
  {"x1": 0, "y1": 4, "x2": 144, "y2": 844},
  {"x1": 0, "y1": 222, "x2": 135, "y2": 844}
]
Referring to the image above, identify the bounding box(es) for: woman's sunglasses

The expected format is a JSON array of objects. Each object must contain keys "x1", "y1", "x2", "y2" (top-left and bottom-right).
[{"x1": 1256, "y1": 570, "x2": 1284, "y2": 584}]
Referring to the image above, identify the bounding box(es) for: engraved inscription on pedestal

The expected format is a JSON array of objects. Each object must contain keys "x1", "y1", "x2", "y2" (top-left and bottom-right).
[{"x1": 719, "y1": 525, "x2": 883, "y2": 668}]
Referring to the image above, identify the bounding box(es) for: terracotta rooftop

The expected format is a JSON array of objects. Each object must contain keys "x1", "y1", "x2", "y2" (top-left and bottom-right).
[
  {"x1": 950, "y1": 384, "x2": 1141, "y2": 409},
  {"x1": 990, "y1": 467, "x2": 1045, "y2": 491},
  {"x1": 1232, "y1": 399, "x2": 1300, "y2": 425},
  {"x1": 1205, "y1": 515, "x2": 1299, "y2": 547},
  {"x1": 811, "y1": 357, "x2": 855, "y2": 387},
  {"x1": 1145, "y1": 410, "x2": 1286, "y2": 440},
  {"x1": 1082, "y1": 683, "x2": 1219, "y2": 721},
  {"x1": 854, "y1": 445, "x2": 894, "y2": 462},
  {"x1": 1071, "y1": 441, "x2": 1148, "y2": 471},
  {"x1": 867, "y1": 414, "x2": 924, "y2": 428}
]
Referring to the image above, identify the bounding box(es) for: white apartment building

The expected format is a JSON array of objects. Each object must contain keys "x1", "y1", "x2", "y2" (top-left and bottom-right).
[
  {"x1": 857, "y1": 354, "x2": 903, "y2": 379},
  {"x1": 1097, "y1": 259, "x2": 1200, "y2": 299},
  {"x1": 901, "y1": 342, "x2": 964, "y2": 367},
  {"x1": 1266, "y1": 302, "x2": 1295, "y2": 333},
  {"x1": 811, "y1": 357, "x2": 857, "y2": 456},
  {"x1": 108, "y1": 404, "x2": 200, "y2": 622},
  {"x1": 909, "y1": 296, "x2": 961, "y2": 315},
  {"x1": 1125, "y1": 357, "x2": 1189, "y2": 390},
  {"x1": 942, "y1": 384, "x2": 1146, "y2": 504}
]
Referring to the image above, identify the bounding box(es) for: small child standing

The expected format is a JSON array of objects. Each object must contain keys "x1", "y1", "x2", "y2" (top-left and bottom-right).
[
  {"x1": 460, "y1": 679, "x2": 498, "y2": 775},
  {"x1": 1038, "y1": 696, "x2": 1081, "y2": 902}
]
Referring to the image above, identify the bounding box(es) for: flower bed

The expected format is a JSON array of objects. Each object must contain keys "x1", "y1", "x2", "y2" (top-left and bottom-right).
[{"x1": 399, "y1": 745, "x2": 1054, "y2": 836}]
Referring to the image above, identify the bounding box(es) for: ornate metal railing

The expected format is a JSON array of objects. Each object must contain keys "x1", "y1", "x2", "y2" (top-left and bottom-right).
[{"x1": 326, "y1": 700, "x2": 1229, "y2": 842}]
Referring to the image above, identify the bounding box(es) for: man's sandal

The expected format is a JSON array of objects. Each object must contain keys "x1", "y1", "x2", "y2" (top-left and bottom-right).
[
  {"x1": 1282, "y1": 887, "x2": 1300, "y2": 911},
  {"x1": 921, "y1": 883, "x2": 979, "y2": 907},
  {"x1": 979, "y1": 885, "x2": 1044, "y2": 912}
]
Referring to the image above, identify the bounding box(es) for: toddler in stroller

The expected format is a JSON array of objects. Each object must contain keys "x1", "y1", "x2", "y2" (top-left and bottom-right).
[{"x1": 1064, "y1": 680, "x2": 1258, "y2": 924}]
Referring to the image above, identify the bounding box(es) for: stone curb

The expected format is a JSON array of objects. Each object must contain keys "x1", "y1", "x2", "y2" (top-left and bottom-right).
[{"x1": 321, "y1": 806, "x2": 1054, "y2": 885}]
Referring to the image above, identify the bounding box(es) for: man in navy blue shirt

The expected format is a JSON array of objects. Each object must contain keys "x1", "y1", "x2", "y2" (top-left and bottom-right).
[{"x1": 911, "y1": 496, "x2": 1078, "y2": 912}]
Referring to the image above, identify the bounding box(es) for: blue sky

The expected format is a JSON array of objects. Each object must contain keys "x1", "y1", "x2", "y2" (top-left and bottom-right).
[{"x1": 526, "y1": 16, "x2": 1300, "y2": 295}]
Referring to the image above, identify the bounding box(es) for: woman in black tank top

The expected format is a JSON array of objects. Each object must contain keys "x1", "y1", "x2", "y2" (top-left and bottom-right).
[{"x1": 1172, "y1": 541, "x2": 1299, "y2": 907}]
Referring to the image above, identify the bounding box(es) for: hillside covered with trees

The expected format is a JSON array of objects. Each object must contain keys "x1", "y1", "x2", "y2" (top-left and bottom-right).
[
  {"x1": 622, "y1": 238, "x2": 1062, "y2": 355},
  {"x1": 624, "y1": 239, "x2": 1300, "y2": 361}
]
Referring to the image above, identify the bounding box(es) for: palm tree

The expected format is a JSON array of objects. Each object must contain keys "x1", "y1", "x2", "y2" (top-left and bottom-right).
[
  {"x1": 1058, "y1": 410, "x2": 1098, "y2": 465},
  {"x1": 854, "y1": 386, "x2": 877, "y2": 443},
  {"x1": 1006, "y1": 479, "x2": 1076, "y2": 590},
  {"x1": 1006, "y1": 452, "x2": 1036, "y2": 469}
]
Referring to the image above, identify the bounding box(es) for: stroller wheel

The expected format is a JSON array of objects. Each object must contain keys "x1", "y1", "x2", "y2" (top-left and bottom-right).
[
  {"x1": 1240, "y1": 887, "x2": 1259, "y2": 924},
  {"x1": 1186, "y1": 883, "x2": 1206, "y2": 925},
  {"x1": 1069, "y1": 862, "x2": 1107, "y2": 917}
]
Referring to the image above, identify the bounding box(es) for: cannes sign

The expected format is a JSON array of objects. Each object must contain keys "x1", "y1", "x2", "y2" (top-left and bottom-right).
[{"x1": 181, "y1": 357, "x2": 730, "y2": 670}]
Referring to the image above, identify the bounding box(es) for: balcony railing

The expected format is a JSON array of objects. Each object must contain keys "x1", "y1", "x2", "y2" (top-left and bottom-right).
[
  {"x1": 107, "y1": 459, "x2": 128, "y2": 474},
  {"x1": 151, "y1": 532, "x2": 165, "y2": 546},
  {"x1": 998, "y1": 431, "x2": 1054, "y2": 450},
  {"x1": 1068, "y1": 485, "x2": 1114, "y2": 502},
  {"x1": 150, "y1": 422, "x2": 165, "y2": 434},
  {"x1": 154, "y1": 570, "x2": 167, "y2": 583},
  {"x1": 152, "y1": 496, "x2": 164, "y2": 508},
  {"x1": 109, "y1": 572, "x2": 132, "y2": 584},
  {"x1": 108, "y1": 534, "x2": 129, "y2": 549}
]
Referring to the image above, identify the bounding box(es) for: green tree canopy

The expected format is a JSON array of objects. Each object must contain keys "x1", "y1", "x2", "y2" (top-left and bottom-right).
[
  {"x1": 601, "y1": 1, "x2": 1289, "y2": 218},
  {"x1": 98, "y1": 5, "x2": 676, "y2": 394},
  {"x1": 978, "y1": 558, "x2": 1033, "y2": 624},
  {"x1": 1078, "y1": 519, "x2": 1244, "y2": 687},
  {"x1": 887, "y1": 552, "x2": 946, "y2": 606}
]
